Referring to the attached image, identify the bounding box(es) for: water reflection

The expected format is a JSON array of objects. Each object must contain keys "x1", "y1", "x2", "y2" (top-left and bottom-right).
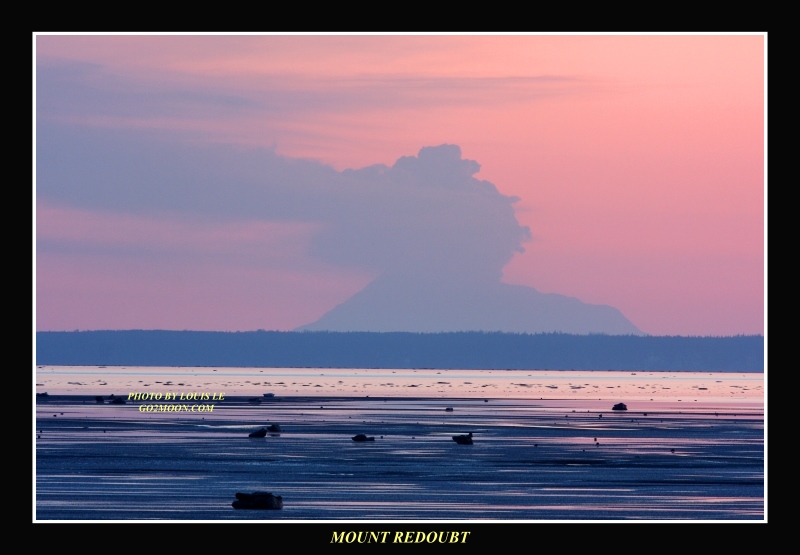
[
  {"x1": 36, "y1": 382, "x2": 763, "y2": 521},
  {"x1": 36, "y1": 366, "x2": 763, "y2": 403}
]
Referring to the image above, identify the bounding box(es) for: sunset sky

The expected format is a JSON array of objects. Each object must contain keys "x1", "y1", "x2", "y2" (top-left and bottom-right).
[{"x1": 34, "y1": 34, "x2": 765, "y2": 336}]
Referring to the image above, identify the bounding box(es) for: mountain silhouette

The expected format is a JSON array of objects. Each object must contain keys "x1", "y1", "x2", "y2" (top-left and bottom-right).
[
  {"x1": 297, "y1": 274, "x2": 642, "y2": 334},
  {"x1": 294, "y1": 144, "x2": 643, "y2": 335}
]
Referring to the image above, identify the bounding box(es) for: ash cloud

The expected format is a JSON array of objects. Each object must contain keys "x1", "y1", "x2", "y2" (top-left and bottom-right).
[
  {"x1": 312, "y1": 144, "x2": 531, "y2": 284},
  {"x1": 37, "y1": 124, "x2": 530, "y2": 286},
  {"x1": 37, "y1": 124, "x2": 639, "y2": 334}
]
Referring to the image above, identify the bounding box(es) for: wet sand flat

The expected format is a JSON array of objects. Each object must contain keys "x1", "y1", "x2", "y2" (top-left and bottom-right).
[{"x1": 35, "y1": 393, "x2": 764, "y2": 521}]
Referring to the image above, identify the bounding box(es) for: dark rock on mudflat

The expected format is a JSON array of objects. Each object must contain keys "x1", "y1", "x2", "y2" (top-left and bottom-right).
[
  {"x1": 232, "y1": 491, "x2": 283, "y2": 510},
  {"x1": 249, "y1": 428, "x2": 268, "y2": 438},
  {"x1": 267, "y1": 424, "x2": 281, "y2": 433},
  {"x1": 445, "y1": 407, "x2": 454, "y2": 412},
  {"x1": 352, "y1": 433, "x2": 375, "y2": 442},
  {"x1": 612, "y1": 403, "x2": 628, "y2": 411},
  {"x1": 452, "y1": 432, "x2": 473, "y2": 445}
]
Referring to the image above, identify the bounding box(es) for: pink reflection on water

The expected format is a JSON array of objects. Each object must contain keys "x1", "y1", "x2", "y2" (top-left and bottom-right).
[{"x1": 36, "y1": 366, "x2": 763, "y2": 404}]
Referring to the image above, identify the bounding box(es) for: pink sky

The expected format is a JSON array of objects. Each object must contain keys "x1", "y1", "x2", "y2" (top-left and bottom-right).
[{"x1": 35, "y1": 34, "x2": 765, "y2": 336}]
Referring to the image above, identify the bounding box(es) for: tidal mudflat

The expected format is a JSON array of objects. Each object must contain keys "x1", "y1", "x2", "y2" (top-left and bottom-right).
[{"x1": 34, "y1": 367, "x2": 764, "y2": 521}]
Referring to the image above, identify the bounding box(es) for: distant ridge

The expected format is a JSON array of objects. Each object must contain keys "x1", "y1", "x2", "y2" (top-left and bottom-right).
[
  {"x1": 36, "y1": 331, "x2": 764, "y2": 372},
  {"x1": 297, "y1": 279, "x2": 643, "y2": 335}
]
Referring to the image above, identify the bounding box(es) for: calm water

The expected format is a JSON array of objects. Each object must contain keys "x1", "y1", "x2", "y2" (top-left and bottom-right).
[
  {"x1": 35, "y1": 366, "x2": 764, "y2": 403},
  {"x1": 34, "y1": 367, "x2": 765, "y2": 521}
]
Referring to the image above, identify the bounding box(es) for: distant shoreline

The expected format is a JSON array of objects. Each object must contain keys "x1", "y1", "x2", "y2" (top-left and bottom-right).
[
  {"x1": 36, "y1": 330, "x2": 765, "y2": 372},
  {"x1": 35, "y1": 364, "x2": 766, "y2": 373}
]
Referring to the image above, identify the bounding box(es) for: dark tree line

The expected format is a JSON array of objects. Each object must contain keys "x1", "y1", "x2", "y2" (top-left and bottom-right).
[{"x1": 36, "y1": 330, "x2": 764, "y2": 372}]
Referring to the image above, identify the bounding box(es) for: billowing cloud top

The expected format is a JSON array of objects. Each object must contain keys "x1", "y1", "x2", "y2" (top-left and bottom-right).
[
  {"x1": 317, "y1": 144, "x2": 530, "y2": 282},
  {"x1": 37, "y1": 125, "x2": 530, "y2": 285}
]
